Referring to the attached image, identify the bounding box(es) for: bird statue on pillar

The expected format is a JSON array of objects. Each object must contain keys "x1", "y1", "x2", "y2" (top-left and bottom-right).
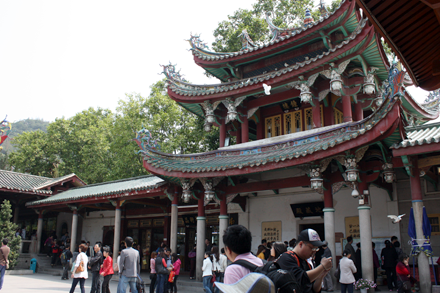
[{"x1": 387, "y1": 214, "x2": 406, "y2": 224}]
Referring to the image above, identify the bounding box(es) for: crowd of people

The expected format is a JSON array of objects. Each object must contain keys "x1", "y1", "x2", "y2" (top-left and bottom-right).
[{"x1": 149, "y1": 243, "x2": 181, "y2": 293}]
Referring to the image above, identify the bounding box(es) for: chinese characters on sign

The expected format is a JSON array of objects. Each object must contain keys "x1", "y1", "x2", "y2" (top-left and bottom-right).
[
  {"x1": 182, "y1": 214, "x2": 197, "y2": 226},
  {"x1": 290, "y1": 202, "x2": 324, "y2": 218},
  {"x1": 345, "y1": 216, "x2": 360, "y2": 238},
  {"x1": 261, "y1": 221, "x2": 282, "y2": 242}
]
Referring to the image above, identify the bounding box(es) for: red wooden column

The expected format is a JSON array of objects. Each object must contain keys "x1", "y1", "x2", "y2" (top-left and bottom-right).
[
  {"x1": 196, "y1": 195, "x2": 206, "y2": 281},
  {"x1": 236, "y1": 125, "x2": 242, "y2": 144},
  {"x1": 219, "y1": 194, "x2": 228, "y2": 251},
  {"x1": 257, "y1": 120, "x2": 264, "y2": 140},
  {"x1": 342, "y1": 96, "x2": 353, "y2": 122},
  {"x1": 409, "y1": 157, "x2": 430, "y2": 293},
  {"x1": 241, "y1": 115, "x2": 249, "y2": 143},
  {"x1": 324, "y1": 106, "x2": 334, "y2": 126},
  {"x1": 220, "y1": 119, "x2": 226, "y2": 147},
  {"x1": 323, "y1": 181, "x2": 335, "y2": 268},
  {"x1": 312, "y1": 103, "x2": 322, "y2": 128},
  {"x1": 354, "y1": 103, "x2": 363, "y2": 121}
]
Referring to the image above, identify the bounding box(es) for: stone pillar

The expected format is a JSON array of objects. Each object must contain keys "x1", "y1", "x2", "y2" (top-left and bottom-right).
[
  {"x1": 70, "y1": 209, "x2": 78, "y2": 252},
  {"x1": 241, "y1": 115, "x2": 249, "y2": 143},
  {"x1": 170, "y1": 187, "x2": 179, "y2": 254},
  {"x1": 323, "y1": 182, "x2": 335, "y2": 268},
  {"x1": 410, "y1": 158, "x2": 430, "y2": 293},
  {"x1": 219, "y1": 195, "x2": 229, "y2": 252},
  {"x1": 113, "y1": 201, "x2": 122, "y2": 264},
  {"x1": 36, "y1": 210, "x2": 44, "y2": 254},
  {"x1": 312, "y1": 103, "x2": 322, "y2": 128},
  {"x1": 164, "y1": 215, "x2": 170, "y2": 247},
  {"x1": 354, "y1": 102, "x2": 363, "y2": 121},
  {"x1": 220, "y1": 119, "x2": 226, "y2": 147},
  {"x1": 358, "y1": 182, "x2": 374, "y2": 283},
  {"x1": 13, "y1": 203, "x2": 19, "y2": 224},
  {"x1": 196, "y1": 196, "x2": 206, "y2": 282},
  {"x1": 342, "y1": 95, "x2": 353, "y2": 122}
]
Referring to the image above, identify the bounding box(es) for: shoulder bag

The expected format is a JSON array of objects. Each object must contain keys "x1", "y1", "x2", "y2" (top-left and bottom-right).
[
  {"x1": 397, "y1": 273, "x2": 411, "y2": 291},
  {"x1": 0, "y1": 247, "x2": 9, "y2": 269},
  {"x1": 75, "y1": 254, "x2": 85, "y2": 274}
]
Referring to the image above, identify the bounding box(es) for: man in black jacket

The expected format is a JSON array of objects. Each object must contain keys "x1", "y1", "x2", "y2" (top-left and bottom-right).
[{"x1": 88, "y1": 242, "x2": 103, "y2": 293}]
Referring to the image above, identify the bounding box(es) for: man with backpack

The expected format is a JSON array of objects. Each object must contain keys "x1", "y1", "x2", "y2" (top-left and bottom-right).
[
  {"x1": 61, "y1": 246, "x2": 73, "y2": 280},
  {"x1": 223, "y1": 225, "x2": 263, "y2": 284},
  {"x1": 277, "y1": 229, "x2": 332, "y2": 293}
]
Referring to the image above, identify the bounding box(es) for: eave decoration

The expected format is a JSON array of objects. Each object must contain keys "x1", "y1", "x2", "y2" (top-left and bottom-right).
[
  {"x1": 363, "y1": 67, "x2": 379, "y2": 95},
  {"x1": 222, "y1": 97, "x2": 247, "y2": 124},
  {"x1": 382, "y1": 163, "x2": 396, "y2": 184},
  {"x1": 135, "y1": 129, "x2": 160, "y2": 152},
  {"x1": 180, "y1": 178, "x2": 197, "y2": 203},
  {"x1": 321, "y1": 60, "x2": 351, "y2": 96},
  {"x1": 0, "y1": 117, "x2": 12, "y2": 149},
  {"x1": 421, "y1": 89, "x2": 440, "y2": 111},
  {"x1": 202, "y1": 100, "x2": 222, "y2": 132},
  {"x1": 294, "y1": 73, "x2": 320, "y2": 104},
  {"x1": 238, "y1": 29, "x2": 258, "y2": 51},
  {"x1": 188, "y1": 34, "x2": 209, "y2": 51},
  {"x1": 161, "y1": 63, "x2": 187, "y2": 83}
]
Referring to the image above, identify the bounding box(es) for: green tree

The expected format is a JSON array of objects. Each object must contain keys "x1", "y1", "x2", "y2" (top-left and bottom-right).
[
  {"x1": 212, "y1": 0, "x2": 341, "y2": 53},
  {"x1": 0, "y1": 200, "x2": 20, "y2": 269}
]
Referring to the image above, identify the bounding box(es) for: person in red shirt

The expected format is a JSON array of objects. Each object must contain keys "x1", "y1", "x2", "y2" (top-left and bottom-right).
[
  {"x1": 396, "y1": 254, "x2": 414, "y2": 293},
  {"x1": 100, "y1": 246, "x2": 114, "y2": 293}
]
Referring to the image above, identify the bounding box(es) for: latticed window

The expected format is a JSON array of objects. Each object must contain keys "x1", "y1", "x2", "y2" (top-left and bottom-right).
[
  {"x1": 304, "y1": 106, "x2": 324, "y2": 130},
  {"x1": 283, "y1": 110, "x2": 302, "y2": 134},
  {"x1": 265, "y1": 115, "x2": 282, "y2": 138},
  {"x1": 335, "y1": 108, "x2": 343, "y2": 124},
  {"x1": 429, "y1": 214, "x2": 440, "y2": 235}
]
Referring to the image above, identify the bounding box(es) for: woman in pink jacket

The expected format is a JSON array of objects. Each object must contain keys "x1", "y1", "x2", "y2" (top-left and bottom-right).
[{"x1": 170, "y1": 253, "x2": 181, "y2": 293}]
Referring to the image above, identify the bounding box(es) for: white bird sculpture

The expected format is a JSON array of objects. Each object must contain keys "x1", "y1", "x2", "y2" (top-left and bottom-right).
[
  {"x1": 263, "y1": 83, "x2": 271, "y2": 95},
  {"x1": 387, "y1": 214, "x2": 406, "y2": 224}
]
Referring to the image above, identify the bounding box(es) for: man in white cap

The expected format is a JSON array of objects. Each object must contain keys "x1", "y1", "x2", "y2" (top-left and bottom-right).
[
  {"x1": 215, "y1": 273, "x2": 275, "y2": 293},
  {"x1": 277, "y1": 229, "x2": 332, "y2": 293}
]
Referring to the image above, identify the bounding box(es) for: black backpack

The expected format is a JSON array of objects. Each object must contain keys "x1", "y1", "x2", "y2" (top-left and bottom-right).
[{"x1": 233, "y1": 259, "x2": 300, "y2": 293}]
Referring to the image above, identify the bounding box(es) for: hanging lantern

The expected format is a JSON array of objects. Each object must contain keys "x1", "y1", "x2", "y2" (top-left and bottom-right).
[
  {"x1": 382, "y1": 163, "x2": 395, "y2": 183},
  {"x1": 310, "y1": 177, "x2": 323, "y2": 189},
  {"x1": 346, "y1": 168, "x2": 359, "y2": 182},
  {"x1": 182, "y1": 190, "x2": 191, "y2": 203},
  {"x1": 330, "y1": 78, "x2": 342, "y2": 91},
  {"x1": 227, "y1": 109, "x2": 238, "y2": 122},
  {"x1": 363, "y1": 82, "x2": 376, "y2": 95},
  {"x1": 205, "y1": 190, "x2": 215, "y2": 202},
  {"x1": 206, "y1": 113, "x2": 215, "y2": 124},
  {"x1": 300, "y1": 90, "x2": 313, "y2": 103},
  {"x1": 204, "y1": 123, "x2": 212, "y2": 132}
]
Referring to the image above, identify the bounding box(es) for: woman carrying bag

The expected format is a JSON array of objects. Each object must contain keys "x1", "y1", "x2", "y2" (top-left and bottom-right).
[
  {"x1": 155, "y1": 249, "x2": 169, "y2": 293},
  {"x1": 339, "y1": 249, "x2": 357, "y2": 293},
  {"x1": 70, "y1": 244, "x2": 89, "y2": 293},
  {"x1": 169, "y1": 253, "x2": 181, "y2": 293},
  {"x1": 99, "y1": 246, "x2": 114, "y2": 293},
  {"x1": 396, "y1": 254, "x2": 416, "y2": 293}
]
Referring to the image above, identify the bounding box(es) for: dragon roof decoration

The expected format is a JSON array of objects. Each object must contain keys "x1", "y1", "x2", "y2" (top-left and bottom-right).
[
  {"x1": 164, "y1": 18, "x2": 368, "y2": 97},
  {"x1": 190, "y1": 0, "x2": 350, "y2": 59},
  {"x1": 238, "y1": 29, "x2": 258, "y2": 51}
]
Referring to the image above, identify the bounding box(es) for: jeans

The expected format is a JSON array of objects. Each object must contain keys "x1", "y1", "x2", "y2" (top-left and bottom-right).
[
  {"x1": 156, "y1": 274, "x2": 167, "y2": 293},
  {"x1": 118, "y1": 275, "x2": 138, "y2": 293},
  {"x1": 340, "y1": 283, "x2": 354, "y2": 293},
  {"x1": 70, "y1": 278, "x2": 86, "y2": 293},
  {"x1": 203, "y1": 276, "x2": 212, "y2": 293},
  {"x1": 90, "y1": 271, "x2": 101, "y2": 293},
  {"x1": 150, "y1": 274, "x2": 157, "y2": 293},
  {"x1": 0, "y1": 265, "x2": 5, "y2": 290},
  {"x1": 102, "y1": 274, "x2": 113, "y2": 293}
]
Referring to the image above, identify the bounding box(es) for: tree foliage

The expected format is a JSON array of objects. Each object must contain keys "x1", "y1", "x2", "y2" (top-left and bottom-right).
[
  {"x1": 8, "y1": 80, "x2": 218, "y2": 184},
  {"x1": 0, "y1": 200, "x2": 20, "y2": 269},
  {"x1": 212, "y1": 0, "x2": 342, "y2": 53}
]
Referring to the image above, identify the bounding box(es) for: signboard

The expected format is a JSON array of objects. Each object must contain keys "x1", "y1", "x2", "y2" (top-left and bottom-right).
[
  {"x1": 128, "y1": 220, "x2": 139, "y2": 228},
  {"x1": 290, "y1": 202, "x2": 324, "y2": 218},
  {"x1": 182, "y1": 214, "x2": 197, "y2": 226},
  {"x1": 229, "y1": 213, "x2": 238, "y2": 226},
  {"x1": 140, "y1": 219, "x2": 152, "y2": 228},
  {"x1": 153, "y1": 219, "x2": 164, "y2": 227},
  {"x1": 345, "y1": 216, "x2": 360, "y2": 238},
  {"x1": 262, "y1": 221, "x2": 282, "y2": 242}
]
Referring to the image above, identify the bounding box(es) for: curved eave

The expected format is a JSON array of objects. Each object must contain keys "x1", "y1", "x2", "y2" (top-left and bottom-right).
[
  {"x1": 140, "y1": 99, "x2": 400, "y2": 178},
  {"x1": 167, "y1": 24, "x2": 374, "y2": 103},
  {"x1": 400, "y1": 91, "x2": 439, "y2": 121},
  {"x1": 192, "y1": 0, "x2": 355, "y2": 67}
]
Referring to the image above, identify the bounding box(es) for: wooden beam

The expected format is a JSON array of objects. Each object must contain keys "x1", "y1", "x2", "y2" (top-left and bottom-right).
[
  {"x1": 418, "y1": 155, "x2": 440, "y2": 168},
  {"x1": 82, "y1": 205, "x2": 114, "y2": 211},
  {"x1": 393, "y1": 143, "x2": 440, "y2": 157}
]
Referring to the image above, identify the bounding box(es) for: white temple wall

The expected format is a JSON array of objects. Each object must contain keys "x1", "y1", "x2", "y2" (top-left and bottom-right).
[
  {"x1": 80, "y1": 210, "x2": 115, "y2": 245},
  {"x1": 56, "y1": 212, "x2": 72, "y2": 238}
]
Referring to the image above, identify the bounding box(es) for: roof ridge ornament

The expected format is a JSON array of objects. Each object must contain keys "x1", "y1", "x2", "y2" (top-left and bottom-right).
[
  {"x1": 135, "y1": 129, "x2": 160, "y2": 151},
  {"x1": 187, "y1": 34, "x2": 209, "y2": 51},
  {"x1": 160, "y1": 63, "x2": 187, "y2": 82},
  {"x1": 265, "y1": 12, "x2": 298, "y2": 42},
  {"x1": 318, "y1": 0, "x2": 329, "y2": 18},
  {"x1": 238, "y1": 29, "x2": 258, "y2": 51},
  {"x1": 422, "y1": 89, "x2": 440, "y2": 110},
  {"x1": 304, "y1": 8, "x2": 314, "y2": 28}
]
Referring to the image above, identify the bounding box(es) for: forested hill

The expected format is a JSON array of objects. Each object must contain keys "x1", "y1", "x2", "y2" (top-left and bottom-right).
[{"x1": 2, "y1": 119, "x2": 49, "y2": 153}]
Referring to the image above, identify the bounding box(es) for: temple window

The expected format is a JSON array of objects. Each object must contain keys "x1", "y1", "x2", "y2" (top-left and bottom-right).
[
  {"x1": 304, "y1": 106, "x2": 323, "y2": 130},
  {"x1": 284, "y1": 110, "x2": 302, "y2": 134},
  {"x1": 265, "y1": 115, "x2": 281, "y2": 138},
  {"x1": 334, "y1": 108, "x2": 343, "y2": 124},
  {"x1": 428, "y1": 214, "x2": 440, "y2": 235}
]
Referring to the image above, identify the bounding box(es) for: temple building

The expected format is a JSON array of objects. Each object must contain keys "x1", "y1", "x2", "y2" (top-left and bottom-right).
[{"x1": 27, "y1": 0, "x2": 440, "y2": 291}]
